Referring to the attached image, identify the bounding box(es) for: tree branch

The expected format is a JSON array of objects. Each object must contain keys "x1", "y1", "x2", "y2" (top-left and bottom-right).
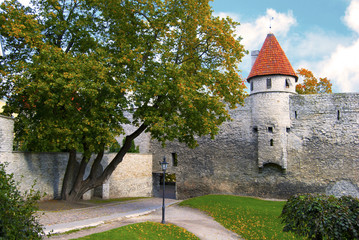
[{"x1": 97, "y1": 123, "x2": 148, "y2": 184}]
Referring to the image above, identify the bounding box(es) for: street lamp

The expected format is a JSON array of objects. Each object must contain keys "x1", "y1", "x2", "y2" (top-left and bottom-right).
[{"x1": 160, "y1": 156, "x2": 168, "y2": 224}]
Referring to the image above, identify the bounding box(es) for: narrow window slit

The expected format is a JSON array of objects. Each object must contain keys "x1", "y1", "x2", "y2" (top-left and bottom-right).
[
  {"x1": 266, "y1": 78, "x2": 272, "y2": 89},
  {"x1": 172, "y1": 153, "x2": 178, "y2": 167},
  {"x1": 285, "y1": 78, "x2": 291, "y2": 88}
]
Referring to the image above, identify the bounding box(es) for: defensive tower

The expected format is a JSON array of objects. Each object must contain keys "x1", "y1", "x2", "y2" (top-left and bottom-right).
[{"x1": 247, "y1": 33, "x2": 298, "y2": 171}]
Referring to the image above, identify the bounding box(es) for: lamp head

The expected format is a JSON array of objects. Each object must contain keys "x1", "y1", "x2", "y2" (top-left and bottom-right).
[{"x1": 160, "y1": 157, "x2": 168, "y2": 171}]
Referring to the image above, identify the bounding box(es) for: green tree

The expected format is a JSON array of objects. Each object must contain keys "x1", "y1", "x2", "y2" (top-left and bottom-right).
[
  {"x1": 296, "y1": 68, "x2": 332, "y2": 94},
  {"x1": 0, "y1": 162, "x2": 44, "y2": 239},
  {"x1": 0, "y1": 0, "x2": 246, "y2": 201}
]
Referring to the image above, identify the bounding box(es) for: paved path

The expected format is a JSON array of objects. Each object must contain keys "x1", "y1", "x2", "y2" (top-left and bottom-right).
[{"x1": 40, "y1": 198, "x2": 241, "y2": 240}]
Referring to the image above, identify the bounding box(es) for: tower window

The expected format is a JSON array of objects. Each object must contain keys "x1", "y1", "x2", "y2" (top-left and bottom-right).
[
  {"x1": 295, "y1": 111, "x2": 298, "y2": 119},
  {"x1": 253, "y1": 126, "x2": 258, "y2": 133},
  {"x1": 268, "y1": 127, "x2": 273, "y2": 133},
  {"x1": 286, "y1": 128, "x2": 290, "y2": 133},
  {"x1": 337, "y1": 110, "x2": 340, "y2": 120},
  {"x1": 285, "y1": 78, "x2": 291, "y2": 88},
  {"x1": 172, "y1": 153, "x2": 178, "y2": 167},
  {"x1": 266, "y1": 78, "x2": 272, "y2": 89},
  {"x1": 250, "y1": 81, "x2": 253, "y2": 91},
  {"x1": 270, "y1": 139, "x2": 274, "y2": 146}
]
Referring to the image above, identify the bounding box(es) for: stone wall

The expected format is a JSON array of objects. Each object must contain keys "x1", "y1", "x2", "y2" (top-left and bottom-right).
[
  {"x1": 0, "y1": 152, "x2": 69, "y2": 199},
  {"x1": 106, "y1": 153, "x2": 153, "y2": 198},
  {"x1": 288, "y1": 93, "x2": 359, "y2": 197},
  {"x1": 0, "y1": 115, "x2": 14, "y2": 152},
  {"x1": 0, "y1": 151, "x2": 153, "y2": 200},
  {"x1": 0, "y1": 114, "x2": 153, "y2": 200},
  {"x1": 151, "y1": 97, "x2": 257, "y2": 199},
  {"x1": 151, "y1": 93, "x2": 359, "y2": 200}
]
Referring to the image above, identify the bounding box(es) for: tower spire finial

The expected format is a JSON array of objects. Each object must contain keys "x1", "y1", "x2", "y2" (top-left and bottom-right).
[{"x1": 269, "y1": 17, "x2": 274, "y2": 32}]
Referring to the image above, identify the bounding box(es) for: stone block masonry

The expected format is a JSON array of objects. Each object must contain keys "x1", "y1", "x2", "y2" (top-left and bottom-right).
[
  {"x1": 0, "y1": 115, "x2": 14, "y2": 152},
  {"x1": 150, "y1": 93, "x2": 359, "y2": 200},
  {"x1": 0, "y1": 151, "x2": 153, "y2": 200},
  {"x1": 0, "y1": 115, "x2": 153, "y2": 200}
]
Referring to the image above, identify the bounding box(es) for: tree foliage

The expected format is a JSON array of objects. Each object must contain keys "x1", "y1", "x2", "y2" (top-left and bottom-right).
[
  {"x1": 281, "y1": 194, "x2": 359, "y2": 240},
  {"x1": 0, "y1": 0, "x2": 246, "y2": 201},
  {"x1": 296, "y1": 68, "x2": 332, "y2": 94},
  {"x1": 0, "y1": 162, "x2": 44, "y2": 239},
  {"x1": 109, "y1": 139, "x2": 139, "y2": 153}
]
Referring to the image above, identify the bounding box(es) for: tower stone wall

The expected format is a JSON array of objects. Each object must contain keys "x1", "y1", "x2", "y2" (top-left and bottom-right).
[{"x1": 250, "y1": 75, "x2": 297, "y2": 169}]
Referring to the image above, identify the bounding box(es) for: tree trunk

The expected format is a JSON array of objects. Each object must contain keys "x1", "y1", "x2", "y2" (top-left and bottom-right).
[
  {"x1": 60, "y1": 149, "x2": 77, "y2": 200},
  {"x1": 60, "y1": 123, "x2": 148, "y2": 202}
]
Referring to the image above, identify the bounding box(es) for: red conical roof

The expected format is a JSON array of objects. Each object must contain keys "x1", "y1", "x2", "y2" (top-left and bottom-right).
[{"x1": 247, "y1": 33, "x2": 297, "y2": 82}]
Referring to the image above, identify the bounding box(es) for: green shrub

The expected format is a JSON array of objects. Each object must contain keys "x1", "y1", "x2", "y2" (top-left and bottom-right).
[
  {"x1": 0, "y1": 162, "x2": 44, "y2": 240},
  {"x1": 280, "y1": 194, "x2": 359, "y2": 240}
]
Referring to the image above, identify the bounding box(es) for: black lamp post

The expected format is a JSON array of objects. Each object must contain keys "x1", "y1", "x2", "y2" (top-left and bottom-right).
[{"x1": 160, "y1": 156, "x2": 168, "y2": 224}]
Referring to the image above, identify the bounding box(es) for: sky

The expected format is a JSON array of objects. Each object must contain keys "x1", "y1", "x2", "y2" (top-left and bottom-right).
[
  {"x1": 211, "y1": 0, "x2": 359, "y2": 93},
  {"x1": 4, "y1": 0, "x2": 359, "y2": 93}
]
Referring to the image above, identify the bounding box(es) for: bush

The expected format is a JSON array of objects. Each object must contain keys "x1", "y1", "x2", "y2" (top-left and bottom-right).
[
  {"x1": 280, "y1": 193, "x2": 359, "y2": 240},
  {"x1": 0, "y1": 162, "x2": 44, "y2": 240}
]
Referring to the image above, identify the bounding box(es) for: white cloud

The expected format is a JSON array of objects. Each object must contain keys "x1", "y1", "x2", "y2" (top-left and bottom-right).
[
  {"x1": 236, "y1": 9, "x2": 297, "y2": 51},
  {"x1": 214, "y1": 12, "x2": 240, "y2": 22},
  {"x1": 318, "y1": 39, "x2": 359, "y2": 92},
  {"x1": 344, "y1": 0, "x2": 359, "y2": 33},
  {"x1": 289, "y1": 30, "x2": 351, "y2": 60},
  {"x1": 314, "y1": 0, "x2": 359, "y2": 92}
]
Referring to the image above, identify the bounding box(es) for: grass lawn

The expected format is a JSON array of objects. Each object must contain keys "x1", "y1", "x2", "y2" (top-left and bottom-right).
[
  {"x1": 71, "y1": 222, "x2": 199, "y2": 240},
  {"x1": 180, "y1": 195, "x2": 304, "y2": 240}
]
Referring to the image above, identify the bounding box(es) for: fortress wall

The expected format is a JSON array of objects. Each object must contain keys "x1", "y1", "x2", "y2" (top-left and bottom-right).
[
  {"x1": 288, "y1": 93, "x2": 359, "y2": 196},
  {"x1": 151, "y1": 93, "x2": 359, "y2": 199},
  {"x1": 150, "y1": 98, "x2": 259, "y2": 199}
]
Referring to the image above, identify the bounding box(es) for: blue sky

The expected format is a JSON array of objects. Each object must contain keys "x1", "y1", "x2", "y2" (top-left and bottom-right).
[
  {"x1": 5, "y1": 0, "x2": 359, "y2": 92},
  {"x1": 211, "y1": 0, "x2": 359, "y2": 93}
]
